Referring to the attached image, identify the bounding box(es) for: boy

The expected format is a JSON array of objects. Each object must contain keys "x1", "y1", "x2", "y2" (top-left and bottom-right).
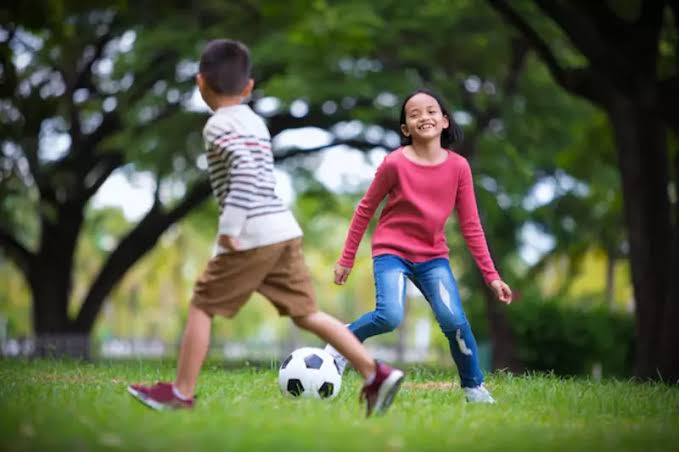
[{"x1": 127, "y1": 39, "x2": 404, "y2": 417}]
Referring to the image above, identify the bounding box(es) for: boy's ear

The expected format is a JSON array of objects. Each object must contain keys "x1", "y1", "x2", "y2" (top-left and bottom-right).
[{"x1": 241, "y1": 78, "x2": 255, "y2": 98}]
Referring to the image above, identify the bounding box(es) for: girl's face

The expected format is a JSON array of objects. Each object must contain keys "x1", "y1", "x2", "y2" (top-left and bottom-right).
[{"x1": 401, "y1": 93, "x2": 449, "y2": 144}]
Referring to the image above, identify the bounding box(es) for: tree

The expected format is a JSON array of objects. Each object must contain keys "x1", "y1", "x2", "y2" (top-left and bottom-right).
[
  {"x1": 0, "y1": 1, "x2": 363, "y2": 355},
  {"x1": 0, "y1": 1, "x2": 424, "y2": 354},
  {"x1": 1, "y1": 0, "x2": 625, "y2": 372},
  {"x1": 488, "y1": 0, "x2": 679, "y2": 381},
  {"x1": 256, "y1": 0, "x2": 609, "y2": 372}
]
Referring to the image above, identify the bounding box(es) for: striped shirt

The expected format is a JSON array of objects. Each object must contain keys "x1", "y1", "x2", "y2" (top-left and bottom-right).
[{"x1": 203, "y1": 104, "x2": 302, "y2": 253}]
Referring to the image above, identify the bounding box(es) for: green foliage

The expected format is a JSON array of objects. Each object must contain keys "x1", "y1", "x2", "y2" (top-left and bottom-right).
[
  {"x1": 1, "y1": 360, "x2": 678, "y2": 452},
  {"x1": 508, "y1": 293, "x2": 635, "y2": 378},
  {"x1": 0, "y1": 0, "x2": 635, "y2": 378}
]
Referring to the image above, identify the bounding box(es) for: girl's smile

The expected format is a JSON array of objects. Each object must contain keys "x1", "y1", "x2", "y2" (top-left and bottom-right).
[{"x1": 401, "y1": 93, "x2": 450, "y2": 142}]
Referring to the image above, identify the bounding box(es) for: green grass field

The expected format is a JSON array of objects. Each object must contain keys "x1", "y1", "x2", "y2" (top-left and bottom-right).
[{"x1": 1, "y1": 359, "x2": 678, "y2": 451}]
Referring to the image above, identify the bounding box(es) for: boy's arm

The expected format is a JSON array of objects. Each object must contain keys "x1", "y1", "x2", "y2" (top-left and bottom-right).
[
  {"x1": 338, "y1": 158, "x2": 395, "y2": 268},
  {"x1": 210, "y1": 131, "x2": 258, "y2": 240},
  {"x1": 455, "y1": 160, "x2": 501, "y2": 284}
]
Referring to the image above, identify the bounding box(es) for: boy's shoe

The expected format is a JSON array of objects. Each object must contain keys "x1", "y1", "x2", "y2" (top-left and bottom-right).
[
  {"x1": 463, "y1": 384, "x2": 496, "y2": 404},
  {"x1": 324, "y1": 343, "x2": 348, "y2": 375},
  {"x1": 360, "y1": 361, "x2": 405, "y2": 417},
  {"x1": 127, "y1": 382, "x2": 194, "y2": 411}
]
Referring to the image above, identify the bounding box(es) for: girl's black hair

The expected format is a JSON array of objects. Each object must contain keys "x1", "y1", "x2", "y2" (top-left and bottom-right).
[{"x1": 399, "y1": 88, "x2": 464, "y2": 149}]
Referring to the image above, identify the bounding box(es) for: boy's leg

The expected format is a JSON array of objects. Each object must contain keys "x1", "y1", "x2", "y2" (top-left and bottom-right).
[
  {"x1": 412, "y1": 259, "x2": 487, "y2": 393},
  {"x1": 175, "y1": 304, "x2": 212, "y2": 398},
  {"x1": 129, "y1": 247, "x2": 274, "y2": 410},
  {"x1": 293, "y1": 311, "x2": 405, "y2": 417},
  {"x1": 259, "y1": 240, "x2": 405, "y2": 416},
  {"x1": 293, "y1": 311, "x2": 375, "y2": 378},
  {"x1": 128, "y1": 304, "x2": 212, "y2": 410}
]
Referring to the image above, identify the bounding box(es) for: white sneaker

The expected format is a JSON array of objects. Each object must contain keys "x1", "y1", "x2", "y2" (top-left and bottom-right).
[
  {"x1": 463, "y1": 384, "x2": 496, "y2": 404},
  {"x1": 324, "y1": 343, "x2": 348, "y2": 375}
]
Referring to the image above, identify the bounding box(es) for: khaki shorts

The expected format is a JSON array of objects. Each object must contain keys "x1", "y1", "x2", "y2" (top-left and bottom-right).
[{"x1": 191, "y1": 238, "x2": 318, "y2": 318}]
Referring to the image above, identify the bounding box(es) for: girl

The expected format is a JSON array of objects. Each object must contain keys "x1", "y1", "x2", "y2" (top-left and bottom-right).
[{"x1": 327, "y1": 89, "x2": 512, "y2": 403}]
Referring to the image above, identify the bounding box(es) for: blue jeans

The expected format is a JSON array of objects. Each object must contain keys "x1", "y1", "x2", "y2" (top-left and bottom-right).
[{"x1": 349, "y1": 254, "x2": 484, "y2": 388}]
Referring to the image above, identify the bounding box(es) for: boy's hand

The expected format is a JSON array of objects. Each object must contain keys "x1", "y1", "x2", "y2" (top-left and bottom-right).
[
  {"x1": 489, "y1": 279, "x2": 512, "y2": 304},
  {"x1": 334, "y1": 263, "x2": 352, "y2": 285},
  {"x1": 218, "y1": 235, "x2": 239, "y2": 252}
]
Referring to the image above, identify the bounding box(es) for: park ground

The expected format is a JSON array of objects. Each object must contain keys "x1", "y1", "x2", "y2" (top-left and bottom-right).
[{"x1": 1, "y1": 359, "x2": 678, "y2": 452}]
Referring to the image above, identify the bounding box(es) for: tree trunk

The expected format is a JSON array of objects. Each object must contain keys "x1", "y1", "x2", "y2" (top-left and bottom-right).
[
  {"x1": 605, "y1": 248, "x2": 616, "y2": 307},
  {"x1": 481, "y1": 282, "x2": 524, "y2": 373},
  {"x1": 29, "y1": 202, "x2": 90, "y2": 358},
  {"x1": 661, "y1": 211, "x2": 679, "y2": 381},
  {"x1": 608, "y1": 97, "x2": 679, "y2": 381}
]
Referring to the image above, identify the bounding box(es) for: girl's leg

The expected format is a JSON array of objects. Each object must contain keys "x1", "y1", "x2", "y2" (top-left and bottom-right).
[
  {"x1": 412, "y1": 259, "x2": 484, "y2": 388},
  {"x1": 348, "y1": 255, "x2": 410, "y2": 342}
]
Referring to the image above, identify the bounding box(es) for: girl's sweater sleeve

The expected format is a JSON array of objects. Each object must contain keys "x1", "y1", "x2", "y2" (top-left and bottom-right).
[
  {"x1": 455, "y1": 159, "x2": 501, "y2": 284},
  {"x1": 338, "y1": 158, "x2": 395, "y2": 268}
]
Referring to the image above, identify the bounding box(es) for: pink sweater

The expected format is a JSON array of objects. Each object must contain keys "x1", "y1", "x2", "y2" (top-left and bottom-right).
[{"x1": 339, "y1": 148, "x2": 500, "y2": 284}]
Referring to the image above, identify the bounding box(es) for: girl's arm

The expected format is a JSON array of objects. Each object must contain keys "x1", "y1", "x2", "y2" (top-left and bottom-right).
[
  {"x1": 455, "y1": 160, "x2": 501, "y2": 285},
  {"x1": 338, "y1": 158, "x2": 395, "y2": 268}
]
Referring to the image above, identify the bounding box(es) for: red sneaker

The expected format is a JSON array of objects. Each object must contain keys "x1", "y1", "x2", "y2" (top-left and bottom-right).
[
  {"x1": 360, "y1": 361, "x2": 405, "y2": 417},
  {"x1": 127, "y1": 382, "x2": 194, "y2": 411}
]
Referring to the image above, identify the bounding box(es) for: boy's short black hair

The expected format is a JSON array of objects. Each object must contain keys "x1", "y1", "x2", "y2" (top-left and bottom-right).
[{"x1": 199, "y1": 39, "x2": 251, "y2": 95}]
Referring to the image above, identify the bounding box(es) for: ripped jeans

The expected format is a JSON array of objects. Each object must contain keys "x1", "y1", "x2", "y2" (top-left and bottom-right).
[{"x1": 349, "y1": 254, "x2": 484, "y2": 388}]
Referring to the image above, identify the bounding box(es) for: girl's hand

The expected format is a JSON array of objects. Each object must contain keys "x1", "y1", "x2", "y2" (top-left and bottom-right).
[
  {"x1": 334, "y1": 263, "x2": 352, "y2": 285},
  {"x1": 490, "y1": 279, "x2": 512, "y2": 304}
]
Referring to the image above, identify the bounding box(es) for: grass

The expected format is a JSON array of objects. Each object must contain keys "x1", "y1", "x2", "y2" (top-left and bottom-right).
[{"x1": 1, "y1": 359, "x2": 678, "y2": 452}]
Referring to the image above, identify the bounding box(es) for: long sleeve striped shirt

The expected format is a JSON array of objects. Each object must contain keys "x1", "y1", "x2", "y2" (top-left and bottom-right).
[{"x1": 203, "y1": 104, "x2": 302, "y2": 253}]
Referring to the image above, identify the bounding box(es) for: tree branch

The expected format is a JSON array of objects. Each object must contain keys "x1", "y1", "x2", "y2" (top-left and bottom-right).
[
  {"x1": 72, "y1": 179, "x2": 212, "y2": 331},
  {"x1": 80, "y1": 110, "x2": 122, "y2": 154},
  {"x1": 266, "y1": 97, "x2": 379, "y2": 136},
  {"x1": 0, "y1": 226, "x2": 33, "y2": 276},
  {"x1": 533, "y1": 0, "x2": 615, "y2": 68},
  {"x1": 633, "y1": 0, "x2": 666, "y2": 70},
  {"x1": 274, "y1": 139, "x2": 377, "y2": 162},
  {"x1": 637, "y1": 0, "x2": 667, "y2": 30},
  {"x1": 487, "y1": 0, "x2": 609, "y2": 105},
  {"x1": 80, "y1": 152, "x2": 125, "y2": 201},
  {"x1": 571, "y1": 0, "x2": 628, "y2": 44},
  {"x1": 59, "y1": 25, "x2": 116, "y2": 147},
  {"x1": 458, "y1": 36, "x2": 530, "y2": 160},
  {"x1": 658, "y1": 75, "x2": 679, "y2": 134},
  {"x1": 670, "y1": 0, "x2": 679, "y2": 25},
  {"x1": 503, "y1": 37, "x2": 530, "y2": 96},
  {"x1": 487, "y1": 1, "x2": 569, "y2": 87},
  {"x1": 0, "y1": 26, "x2": 18, "y2": 98},
  {"x1": 73, "y1": 30, "x2": 114, "y2": 93}
]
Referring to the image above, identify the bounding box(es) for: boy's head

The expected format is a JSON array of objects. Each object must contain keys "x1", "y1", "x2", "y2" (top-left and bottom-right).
[{"x1": 197, "y1": 39, "x2": 254, "y2": 106}]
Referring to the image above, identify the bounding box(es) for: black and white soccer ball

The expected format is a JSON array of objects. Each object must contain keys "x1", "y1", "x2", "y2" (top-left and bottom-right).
[{"x1": 278, "y1": 347, "x2": 342, "y2": 399}]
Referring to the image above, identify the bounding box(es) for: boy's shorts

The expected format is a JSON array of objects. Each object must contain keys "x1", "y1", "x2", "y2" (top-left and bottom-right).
[{"x1": 191, "y1": 238, "x2": 318, "y2": 318}]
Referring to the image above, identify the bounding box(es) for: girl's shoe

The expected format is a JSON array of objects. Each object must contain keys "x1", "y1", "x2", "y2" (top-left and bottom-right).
[
  {"x1": 324, "y1": 343, "x2": 348, "y2": 375},
  {"x1": 463, "y1": 384, "x2": 496, "y2": 404}
]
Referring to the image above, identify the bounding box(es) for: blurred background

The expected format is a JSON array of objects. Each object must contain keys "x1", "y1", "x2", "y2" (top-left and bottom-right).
[{"x1": 1, "y1": 0, "x2": 677, "y2": 381}]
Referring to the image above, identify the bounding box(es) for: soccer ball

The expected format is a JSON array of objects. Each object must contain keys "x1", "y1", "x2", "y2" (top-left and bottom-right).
[{"x1": 278, "y1": 347, "x2": 342, "y2": 399}]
